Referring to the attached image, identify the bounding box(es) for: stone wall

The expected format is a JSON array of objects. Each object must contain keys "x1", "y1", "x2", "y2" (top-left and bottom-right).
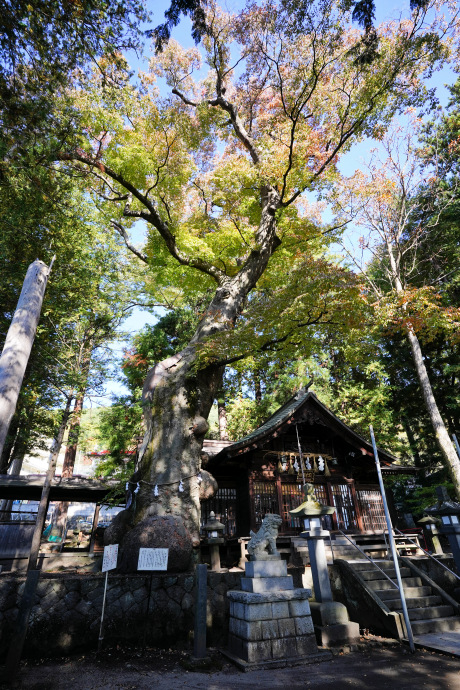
[{"x1": 0, "y1": 570, "x2": 244, "y2": 659}]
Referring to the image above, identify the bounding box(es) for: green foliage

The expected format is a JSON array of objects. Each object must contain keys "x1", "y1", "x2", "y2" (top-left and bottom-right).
[
  {"x1": 95, "y1": 396, "x2": 142, "y2": 473},
  {"x1": 122, "y1": 307, "x2": 201, "y2": 392},
  {"x1": 0, "y1": 0, "x2": 146, "y2": 157}
]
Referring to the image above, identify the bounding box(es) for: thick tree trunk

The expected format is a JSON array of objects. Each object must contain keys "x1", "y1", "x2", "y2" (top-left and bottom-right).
[
  {"x1": 406, "y1": 328, "x2": 460, "y2": 498},
  {"x1": 137, "y1": 347, "x2": 223, "y2": 546},
  {"x1": 129, "y1": 187, "x2": 281, "y2": 549},
  {"x1": 0, "y1": 412, "x2": 19, "y2": 474},
  {"x1": 0, "y1": 260, "x2": 51, "y2": 458}
]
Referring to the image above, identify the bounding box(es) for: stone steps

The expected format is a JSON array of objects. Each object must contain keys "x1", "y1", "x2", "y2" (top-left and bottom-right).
[
  {"x1": 366, "y1": 576, "x2": 422, "y2": 591},
  {"x1": 384, "y1": 595, "x2": 443, "y2": 609},
  {"x1": 410, "y1": 616, "x2": 460, "y2": 635},
  {"x1": 359, "y1": 567, "x2": 411, "y2": 581},
  {"x1": 346, "y1": 559, "x2": 460, "y2": 638}
]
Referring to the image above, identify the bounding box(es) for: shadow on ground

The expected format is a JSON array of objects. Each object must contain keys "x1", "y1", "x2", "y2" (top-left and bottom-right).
[{"x1": 1, "y1": 638, "x2": 460, "y2": 689}]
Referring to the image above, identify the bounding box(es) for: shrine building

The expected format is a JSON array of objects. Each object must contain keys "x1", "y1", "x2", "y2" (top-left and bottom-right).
[{"x1": 202, "y1": 389, "x2": 408, "y2": 539}]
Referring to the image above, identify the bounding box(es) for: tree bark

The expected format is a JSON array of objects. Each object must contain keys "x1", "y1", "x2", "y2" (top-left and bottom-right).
[
  {"x1": 0, "y1": 259, "x2": 51, "y2": 459},
  {"x1": 28, "y1": 398, "x2": 72, "y2": 570},
  {"x1": 53, "y1": 392, "x2": 85, "y2": 543},
  {"x1": 406, "y1": 328, "x2": 460, "y2": 497}
]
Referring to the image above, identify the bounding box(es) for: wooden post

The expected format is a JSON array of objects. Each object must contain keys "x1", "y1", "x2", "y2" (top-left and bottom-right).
[
  {"x1": 326, "y1": 482, "x2": 338, "y2": 530},
  {"x1": 89, "y1": 504, "x2": 101, "y2": 554},
  {"x1": 248, "y1": 475, "x2": 256, "y2": 532},
  {"x1": 5, "y1": 400, "x2": 71, "y2": 682},
  {"x1": 0, "y1": 259, "x2": 52, "y2": 459},
  {"x1": 349, "y1": 480, "x2": 364, "y2": 531},
  {"x1": 275, "y1": 475, "x2": 284, "y2": 529}
]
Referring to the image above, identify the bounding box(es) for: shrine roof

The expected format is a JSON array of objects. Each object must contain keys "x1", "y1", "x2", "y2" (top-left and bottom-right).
[{"x1": 212, "y1": 388, "x2": 415, "y2": 472}]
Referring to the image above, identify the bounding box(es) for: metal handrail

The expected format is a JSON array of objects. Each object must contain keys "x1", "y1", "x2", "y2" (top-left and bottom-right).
[
  {"x1": 392, "y1": 527, "x2": 460, "y2": 582},
  {"x1": 337, "y1": 529, "x2": 399, "y2": 589}
]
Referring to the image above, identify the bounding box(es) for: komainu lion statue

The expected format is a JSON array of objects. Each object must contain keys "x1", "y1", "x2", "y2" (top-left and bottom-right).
[{"x1": 247, "y1": 513, "x2": 283, "y2": 560}]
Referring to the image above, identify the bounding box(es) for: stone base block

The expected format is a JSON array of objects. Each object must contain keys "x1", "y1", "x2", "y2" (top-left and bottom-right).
[
  {"x1": 228, "y1": 634, "x2": 272, "y2": 663},
  {"x1": 245, "y1": 560, "x2": 288, "y2": 578},
  {"x1": 221, "y1": 648, "x2": 332, "y2": 672},
  {"x1": 228, "y1": 632, "x2": 320, "y2": 663},
  {"x1": 228, "y1": 588, "x2": 311, "y2": 622},
  {"x1": 314, "y1": 622, "x2": 361, "y2": 647},
  {"x1": 241, "y1": 576, "x2": 293, "y2": 593}
]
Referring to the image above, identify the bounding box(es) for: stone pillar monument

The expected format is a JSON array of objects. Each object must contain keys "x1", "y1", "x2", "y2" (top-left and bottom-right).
[{"x1": 226, "y1": 514, "x2": 329, "y2": 670}]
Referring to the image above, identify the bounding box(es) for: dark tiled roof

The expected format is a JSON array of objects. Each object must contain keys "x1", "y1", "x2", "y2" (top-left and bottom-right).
[
  {"x1": 214, "y1": 388, "x2": 404, "y2": 467},
  {"x1": 227, "y1": 387, "x2": 312, "y2": 451}
]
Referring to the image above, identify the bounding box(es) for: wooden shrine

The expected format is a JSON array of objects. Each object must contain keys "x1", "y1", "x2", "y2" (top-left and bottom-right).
[{"x1": 202, "y1": 389, "x2": 410, "y2": 538}]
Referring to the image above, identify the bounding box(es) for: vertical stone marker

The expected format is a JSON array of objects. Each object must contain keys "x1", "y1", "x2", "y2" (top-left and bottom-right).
[
  {"x1": 194, "y1": 563, "x2": 208, "y2": 659},
  {"x1": 225, "y1": 514, "x2": 330, "y2": 670}
]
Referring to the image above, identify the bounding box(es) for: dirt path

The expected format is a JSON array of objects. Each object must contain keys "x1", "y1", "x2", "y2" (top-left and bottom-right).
[{"x1": 2, "y1": 640, "x2": 460, "y2": 690}]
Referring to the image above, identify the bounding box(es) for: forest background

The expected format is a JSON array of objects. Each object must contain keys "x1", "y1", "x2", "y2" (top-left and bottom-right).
[{"x1": 1, "y1": 0, "x2": 460, "y2": 519}]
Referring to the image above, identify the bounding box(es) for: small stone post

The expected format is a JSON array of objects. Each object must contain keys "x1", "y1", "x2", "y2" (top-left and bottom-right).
[{"x1": 193, "y1": 564, "x2": 207, "y2": 658}]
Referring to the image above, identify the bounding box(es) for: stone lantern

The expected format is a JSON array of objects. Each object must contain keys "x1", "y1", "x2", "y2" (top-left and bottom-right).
[
  {"x1": 425, "y1": 486, "x2": 460, "y2": 570},
  {"x1": 417, "y1": 514, "x2": 443, "y2": 555},
  {"x1": 289, "y1": 483, "x2": 335, "y2": 602},
  {"x1": 204, "y1": 511, "x2": 225, "y2": 571},
  {"x1": 289, "y1": 483, "x2": 359, "y2": 647}
]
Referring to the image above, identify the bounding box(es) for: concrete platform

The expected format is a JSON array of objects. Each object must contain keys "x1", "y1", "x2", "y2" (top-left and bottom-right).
[{"x1": 412, "y1": 631, "x2": 460, "y2": 657}]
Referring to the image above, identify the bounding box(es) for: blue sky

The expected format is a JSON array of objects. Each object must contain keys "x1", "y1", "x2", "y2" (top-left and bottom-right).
[{"x1": 99, "y1": 0, "x2": 459, "y2": 402}]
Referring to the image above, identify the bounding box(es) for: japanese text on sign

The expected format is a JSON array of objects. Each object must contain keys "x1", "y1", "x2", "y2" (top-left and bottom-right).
[
  {"x1": 137, "y1": 548, "x2": 169, "y2": 571},
  {"x1": 102, "y1": 544, "x2": 118, "y2": 572}
]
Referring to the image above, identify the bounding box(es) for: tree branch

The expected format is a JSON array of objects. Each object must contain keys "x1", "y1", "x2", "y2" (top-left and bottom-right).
[{"x1": 110, "y1": 220, "x2": 148, "y2": 263}]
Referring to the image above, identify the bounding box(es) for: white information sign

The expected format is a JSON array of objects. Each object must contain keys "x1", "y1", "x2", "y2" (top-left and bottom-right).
[
  {"x1": 137, "y1": 548, "x2": 169, "y2": 571},
  {"x1": 102, "y1": 544, "x2": 119, "y2": 573}
]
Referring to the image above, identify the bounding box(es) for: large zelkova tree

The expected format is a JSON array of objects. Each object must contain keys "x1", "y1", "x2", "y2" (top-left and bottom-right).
[
  {"x1": 59, "y1": 0, "x2": 453, "y2": 561},
  {"x1": 333, "y1": 119, "x2": 460, "y2": 497}
]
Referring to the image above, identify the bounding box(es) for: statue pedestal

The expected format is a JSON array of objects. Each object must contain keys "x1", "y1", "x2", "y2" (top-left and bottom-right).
[{"x1": 225, "y1": 559, "x2": 330, "y2": 670}]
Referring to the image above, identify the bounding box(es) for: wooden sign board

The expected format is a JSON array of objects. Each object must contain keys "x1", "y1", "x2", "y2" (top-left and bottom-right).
[
  {"x1": 137, "y1": 548, "x2": 169, "y2": 571},
  {"x1": 304, "y1": 470, "x2": 315, "y2": 483},
  {"x1": 102, "y1": 544, "x2": 118, "y2": 573}
]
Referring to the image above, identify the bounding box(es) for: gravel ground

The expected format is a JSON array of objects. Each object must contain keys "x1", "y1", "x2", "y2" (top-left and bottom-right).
[{"x1": 2, "y1": 638, "x2": 460, "y2": 690}]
